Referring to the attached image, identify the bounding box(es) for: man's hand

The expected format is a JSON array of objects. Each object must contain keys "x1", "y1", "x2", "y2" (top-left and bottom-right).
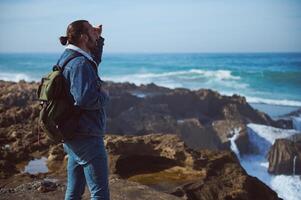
[
  {"x1": 94, "y1": 25, "x2": 102, "y2": 37},
  {"x1": 91, "y1": 24, "x2": 104, "y2": 65}
]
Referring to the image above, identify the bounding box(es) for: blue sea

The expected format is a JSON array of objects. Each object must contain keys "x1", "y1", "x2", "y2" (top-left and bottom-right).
[{"x1": 0, "y1": 52, "x2": 300, "y2": 108}]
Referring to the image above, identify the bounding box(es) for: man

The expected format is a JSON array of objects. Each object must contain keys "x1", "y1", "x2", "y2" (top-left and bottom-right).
[{"x1": 58, "y1": 20, "x2": 110, "y2": 200}]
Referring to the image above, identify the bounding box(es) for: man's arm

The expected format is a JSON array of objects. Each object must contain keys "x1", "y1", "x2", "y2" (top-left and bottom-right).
[
  {"x1": 91, "y1": 36, "x2": 104, "y2": 66},
  {"x1": 69, "y1": 58, "x2": 109, "y2": 110},
  {"x1": 91, "y1": 25, "x2": 104, "y2": 66}
]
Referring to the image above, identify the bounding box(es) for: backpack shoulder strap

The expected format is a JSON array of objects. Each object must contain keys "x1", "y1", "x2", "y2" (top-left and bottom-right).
[{"x1": 54, "y1": 52, "x2": 82, "y2": 72}]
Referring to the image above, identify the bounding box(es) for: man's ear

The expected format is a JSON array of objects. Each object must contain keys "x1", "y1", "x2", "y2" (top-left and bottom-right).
[{"x1": 80, "y1": 34, "x2": 88, "y2": 42}]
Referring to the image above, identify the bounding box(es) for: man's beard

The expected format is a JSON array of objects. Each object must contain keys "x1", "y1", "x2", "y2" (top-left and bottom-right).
[{"x1": 87, "y1": 35, "x2": 97, "y2": 52}]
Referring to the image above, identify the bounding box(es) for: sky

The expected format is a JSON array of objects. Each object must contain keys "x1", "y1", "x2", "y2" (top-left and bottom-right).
[{"x1": 0, "y1": 0, "x2": 301, "y2": 53}]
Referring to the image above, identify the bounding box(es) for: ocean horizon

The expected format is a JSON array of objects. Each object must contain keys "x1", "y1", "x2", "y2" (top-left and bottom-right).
[{"x1": 1, "y1": 52, "x2": 300, "y2": 109}]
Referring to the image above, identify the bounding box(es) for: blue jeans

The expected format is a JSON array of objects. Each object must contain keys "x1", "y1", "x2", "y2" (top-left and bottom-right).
[{"x1": 64, "y1": 138, "x2": 110, "y2": 200}]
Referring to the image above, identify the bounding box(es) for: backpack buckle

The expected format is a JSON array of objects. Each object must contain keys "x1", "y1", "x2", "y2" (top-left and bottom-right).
[{"x1": 52, "y1": 65, "x2": 62, "y2": 71}]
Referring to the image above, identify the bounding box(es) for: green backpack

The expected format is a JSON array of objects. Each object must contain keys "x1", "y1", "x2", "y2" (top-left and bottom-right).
[{"x1": 37, "y1": 54, "x2": 81, "y2": 143}]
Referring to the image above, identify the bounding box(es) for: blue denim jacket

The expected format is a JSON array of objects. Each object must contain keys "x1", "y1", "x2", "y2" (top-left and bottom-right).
[{"x1": 57, "y1": 37, "x2": 109, "y2": 138}]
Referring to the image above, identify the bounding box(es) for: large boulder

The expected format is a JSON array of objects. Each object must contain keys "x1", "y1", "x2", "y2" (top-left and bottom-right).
[{"x1": 267, "y1": 134, "x2": 301, "y2": 175}]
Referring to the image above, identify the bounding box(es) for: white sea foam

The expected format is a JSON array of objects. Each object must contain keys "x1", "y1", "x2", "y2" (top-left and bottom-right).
[
  {"x1": 124, "y1": 69, "x2": 241, "y2": 80},
  {"x1": 229, "y1": 128, "x2": 241, "y2": 158},
  {"x1": 246, "y1": 96, "x2": 301, "y2": 107},
  {"x1": 189, "y1": 69, "x2": 241, "y2": 80},
  {"x1": 293, "y1": 156, "x2": 297, "y2": 175},
  {"x1": 271, "y1": 175, "x2": 301, "y2": 200},
  {"x1": 215, "y1": 94, "x2": 301, "y2": 107},
  {"x1": 104, "y1": 69, "x2": 241, "y2": 85},
  {"x1": 247, "y1": 124, "x2": 299, "y2": 146},
  {"x1": 292, "y1": 116, "x2": 301, "y2": 131},
  {"x1": 228, "y1": 123, "x2": 301, "y2": 200},
  {"x1": 0, "y1": 72, "x2": 33, "y2": 82},
  {"x1": 239, "y1": 154, "x2": 301, "y2": 200},
  {"x1": 103, "y1": 76, "x2": 182, "y2": 88}
]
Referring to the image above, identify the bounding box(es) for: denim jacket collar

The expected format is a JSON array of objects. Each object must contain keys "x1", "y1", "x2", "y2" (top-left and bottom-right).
[{"x1": 66, "y1": 44, "x2": 97, "y2": 66}]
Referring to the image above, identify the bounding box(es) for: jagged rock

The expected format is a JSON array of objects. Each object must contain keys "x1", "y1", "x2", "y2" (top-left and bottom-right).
[
  {"x1": 105, "y1": 134, "x2": 281, "y2": 200},
  {"x1": 176, "y1": 118, "x2": 222, "y2": 150},
  {"x1": 108, "y1": 103, "x2": 178, "y2": 135},
  {"x1": 275, "y1": 119, "x2": 293, "y2": 129},
  {"x1": 146, "y1": 88, "x2": 277, "y2": 125},
  {"x1": 276, "y1": 108, "x2": 301, "y2": 130},
  {"x1": 105, "y1": 134, "x2": 189, "y2": 176},
  {"x1": 267, "y1": 134, "x2": 301, "y2": 175}
]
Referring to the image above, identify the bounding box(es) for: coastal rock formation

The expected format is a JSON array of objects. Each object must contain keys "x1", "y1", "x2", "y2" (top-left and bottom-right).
[
  {"x1": 267, "y1": 134, "x2": 301, "y2": 175},
  {"x1": 1, "y1": 128, "x2": 282, "y2": 199},
  {"x1": 106, "y1": 84, "x2": 282, "y2": 153},
  {"x1": 105, "y1": 134, "x2": 193, "y2": 176},
  {"x1": 105, "y1": 134, "x2": 281, "y2": 200},
  {"x1": 177, "y1": 118, "x2": 222, "y2": 150},
  {"x1": 211, "y1": 120, "x2": 249, "y2": 152},
  {"x1": 44, "y1": 133, "x2": 282, "y2": 199},
  {"x1": 0, "y1": 81, "x2": 50, "y2": 178},
  {"x1": 143, "y1": 88, "x2": 274, "y2": 125},
  {"x1": 108, "y1": 103, "x2": 178, "y2": 135},
  {"x1": 0, "y1": 80, "x2": 287, "y2": 178},
  {"x1": 112, "y1": 85, "x2": 290, "y2": 154}
]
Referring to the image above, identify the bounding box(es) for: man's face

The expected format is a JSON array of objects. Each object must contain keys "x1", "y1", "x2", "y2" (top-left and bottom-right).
[{"x1": 83, "y1": 22, "x2": 99, "y2": 51}]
